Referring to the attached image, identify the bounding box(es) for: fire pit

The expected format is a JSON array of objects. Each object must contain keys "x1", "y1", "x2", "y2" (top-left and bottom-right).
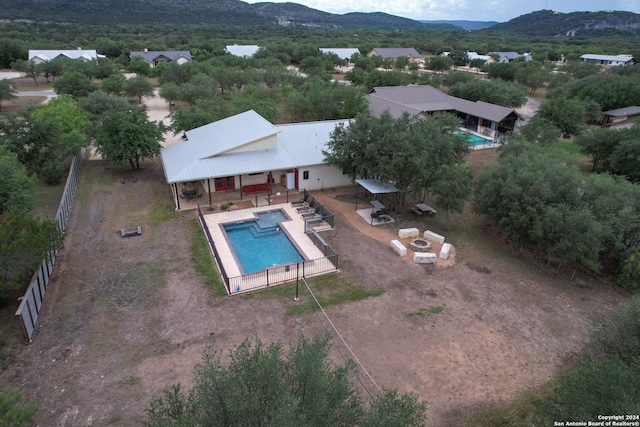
[{"x1": 409, "y1": 238, "x2": 431, "y2": 252}]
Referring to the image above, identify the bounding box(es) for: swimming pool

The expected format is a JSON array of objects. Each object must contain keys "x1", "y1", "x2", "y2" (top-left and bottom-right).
[
  {"x1": 456, "y1": 130, "x2": 493, "y2": 146},
  {"x1": 223, "y1": 210, "x2": 304, "y2": 274}
]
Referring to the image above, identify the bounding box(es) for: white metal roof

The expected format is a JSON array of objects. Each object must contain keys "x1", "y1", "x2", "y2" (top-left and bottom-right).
[
  {"x1": 355, "y1": 179, "x2": 399, "y2": 194},
  {"x1": 225, "y1": 45, "x2": 261, "y2": 57},
  {"x1": 28, "y1": 49, "x2": 102, "y2": 61},
  {"x1": 161, "y1": 111, "x2": 349, "y2": 183},
  {"x1": 580, "y1": 54, "x2": 635, "y2": 62}
]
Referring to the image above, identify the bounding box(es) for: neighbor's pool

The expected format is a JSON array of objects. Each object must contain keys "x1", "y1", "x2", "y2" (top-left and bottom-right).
[{"x1": 223, "y1": 210, "x2": 304, "y2": 274}]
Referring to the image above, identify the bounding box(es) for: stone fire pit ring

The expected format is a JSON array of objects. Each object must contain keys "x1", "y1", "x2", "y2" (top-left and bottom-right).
[{"x1": 409, "y1": 238, "x2": 432, "y2": 252}]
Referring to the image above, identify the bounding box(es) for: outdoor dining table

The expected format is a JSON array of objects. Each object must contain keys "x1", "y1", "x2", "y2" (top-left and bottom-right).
[{"x1": 415, "y1": 203, "x2": 437, "y2": 215}]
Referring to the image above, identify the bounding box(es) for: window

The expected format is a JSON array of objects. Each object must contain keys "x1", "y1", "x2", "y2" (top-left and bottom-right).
[{"x1": 303, "y1": 171, "x2": 309, "y2": 180}]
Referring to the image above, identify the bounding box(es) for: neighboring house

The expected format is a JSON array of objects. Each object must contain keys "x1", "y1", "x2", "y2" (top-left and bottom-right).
[
  {"x1": 320, "y1": 48, "x2": 360, "y2": 62},
  {"x1": 441, "y1": 51, "x2": 494, "y2": 63},
  {"x1": 28, "y1": 48, "x2": 104, "y2": 64},
  {"x1": 366, "y1": 48, "x2": 423, "y2": 63},
  {"x1": 160, "y1": 110, "x2": 352, "y2": 210},
  {"x1": 226, "y1": 44, "x2": 261, "y2": 58},
  {"x1": 580, "y1": 54, "x2": 637, "y2": 66},
  {"x1": 488, "y1": 51, "x2": 532, "y2": 63},
  {"x1": 130, "y1": 50, "x2": 192, "y2": 67},
  {"x1": 600, "y1": 106, "x2": 640, "y2": 128},
  {"x1": 367, "y1": 85, "x2": 520, "y2": 140}
]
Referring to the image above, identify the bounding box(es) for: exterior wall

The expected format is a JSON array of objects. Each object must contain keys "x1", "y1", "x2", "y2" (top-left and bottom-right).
[
  {"x1": 176, "y1": 57, "x2": 190, "y2": 65},
  {"x1": 227, "y1": 135, "x2": 277, "y2": 153},
  {"x1": 297, "y1": 164, "x2": 351, "y2": 191},
  {"x1": 241, "y1": 173, "x2": 270, "y2": 186}
]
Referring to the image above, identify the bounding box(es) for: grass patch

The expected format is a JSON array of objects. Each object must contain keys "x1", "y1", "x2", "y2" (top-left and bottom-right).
[
  {"x1": 287, "y1": 285, "x2": 384, "y2": 316},
  {"x1": 144, "y1": 204, "x2": 180, "y2": 223},
  {"x1": 254, "y1": 273, "x2": 384, "y2": 315},
  {"x1": 554, "y1": 139, "x2": 583, "y2": 155},
  {"x1": 464, "y1": 384, "x2": 554, "y2": 427},
  {"x1": 31, "y1": 179, "x2": 65, "y2": 220},
  {"x1": 405, "y1": 305, "x2": 444, "y2": 317},
  {"x1": 189, "y1": 220, "x2": 225, "y2": 296}
]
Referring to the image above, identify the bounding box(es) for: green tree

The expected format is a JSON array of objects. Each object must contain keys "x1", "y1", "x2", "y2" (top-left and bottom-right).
[
  {"x1": 123, "y1": 75, "x2": 155, "y2": 105},
  {"x1": 589, "y1": 297, "x2": 640, "y2": 363},
  {"x1": 144, "y1": 334, "x2": 427, "y2": 427},
  {"x1": 474, "y1": 142, "x2": 582, "y2": 245},
  {"x1": 442, "y1": 71, "x2": 474, "y2": 88},
  {"x1": 448, "y1": 79, "x2": 527, "y2": 108},
  {"x1": 426, "y1": 56, "x2": 451, "y2": 74},
  {"x1": 0, "y1": 79, "x2": 17, "y2": 111},
  {"x1": 52, "y1": 70, "x2": 97, "y2": 99},
  {"x1": 0, "y1": 388, "x2": 38, "y2": 427},
  {"x1": 77, "y1": 90, "x2": 131, "y2": 119},
  {"x1": 10, "y1": 59, "x2": 40, "y2": 86},
  {"x1": 0, "y1": 38, "x2": 26, "y2": 69},
  {"x1": 618, "y1": 251, "x2": 640, "y2": 291},
  {"x1": 169, "y1": 98, "x2": 230, "y2": 135},
  {"x1": 536, "y1": 96, "x2": 588, "y2": 137},
  {"x1": 431, "y1": 163, "x2": 473, "y2": 229},
  {"x1": 0, "y1": 214, "x2": 61, "y2": 297},
  {"x1": 468, "y1": 58, "x2": 486, "y2": 72},
  {"x1": 486, "y1": 62, "x2": 517, "y2": 81},
  {"x1": 93, "y1": 106, "x2": 164, "y2": 170},
  {"x1": 0, "y1": 147, "x2": 35, "y2": 215},
  {"x1": 574, "y1": 127, "x2": 624, "y2": 171},
  {"x1": 100, "y1": 73, "x2": 126, "y2": 96},
  {"x1": 514, "y1": 62, "x2": 550, "y2": 96},
  {"x1": 610, "y1": 138, "x2": 640, "y2": 183},
  {"x1": 518, "y1": 116, "x2": 561, "y2": 146},
  {"x1": 553, "y1": 358, "x2": 640, "y2": 421},
  {"x1": 0, "y1": 111, "x2": 59, "y2": 175},
  {"x1": 40, "y1": 57, "x2": 67, "y2": 82},
  {"x1": 448, "y1": 50, "x2": 469, "y2": 70},
  {"x1": 127, "y1": 57, "x2": 151, "y2": 77}
]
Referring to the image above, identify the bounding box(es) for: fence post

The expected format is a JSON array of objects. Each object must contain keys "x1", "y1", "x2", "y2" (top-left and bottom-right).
[{"x1": 294, "y1": 263, "x2": 300, "y2": 301}]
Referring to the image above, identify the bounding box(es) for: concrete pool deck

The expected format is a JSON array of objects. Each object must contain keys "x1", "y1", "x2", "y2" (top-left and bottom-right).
[{"x1": 202, "y1": 203, "x2": 330, "y2": 291}]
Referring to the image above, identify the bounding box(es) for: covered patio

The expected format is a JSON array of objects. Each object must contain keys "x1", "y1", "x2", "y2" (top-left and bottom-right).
[{"x1": 353, "y1": 179, "x2": 400, "y2": 226}]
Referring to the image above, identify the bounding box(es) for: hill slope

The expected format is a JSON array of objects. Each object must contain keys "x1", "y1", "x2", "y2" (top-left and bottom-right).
[
  {"x1": 0, "y1": 0, "x2": 453, "y2": 30},
  {"x1": 486, "y1": 9, "x2": 640, "y2": 35}
]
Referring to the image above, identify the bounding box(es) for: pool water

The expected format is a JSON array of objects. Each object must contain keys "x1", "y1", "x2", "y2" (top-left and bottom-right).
[
  {"x1": 224, "y1": 210, "x2": 304, "y2": 274},
  {"x1": 456, "y1": 130, "x2": 493, "y2": 146}
]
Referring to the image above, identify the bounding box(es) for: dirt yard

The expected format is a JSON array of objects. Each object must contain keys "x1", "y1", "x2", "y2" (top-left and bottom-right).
[
  {"x1": 0, "y1": 146, "x2": 627, "y2": 426},
  {"x1": 0, "y1": 83, "x2": 626, "y2": 427}
]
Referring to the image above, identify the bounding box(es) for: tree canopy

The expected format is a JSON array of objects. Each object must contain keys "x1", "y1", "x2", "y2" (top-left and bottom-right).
[
  {"x1": 93, "y1": 106, "x2": 165, "y2": 170},
  {"x1": 324, "y1": 112, "x2": 468, "y2": 203},
  {"x1": 144, "y1": 333, "x2": 427, "y2": 427}
]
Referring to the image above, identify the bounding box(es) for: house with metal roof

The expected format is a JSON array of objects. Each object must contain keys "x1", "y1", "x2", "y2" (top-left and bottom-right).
[
  {"x1": 366, "y1": 48, "x2": 422, "y2": 62},
  {"x1": 160, "y1": 110, "x2": 352, "y2": 210},
  {"x1": 600, "y1": 106, "x2": 640, "y2": 128},
  {"x1": 320, "y1": 48, "x2": 360, "y2": 62},
  {"x1": 226, "y1": 45, "x2": 262, "y2": 58},
  {"x1": 367, "y1": 85, "x2": 520, "y2": 140},
  {"x1": 130, "y1": 50, "x2": 192, "y2": 67},
  {"x1": 488, "y1": 51, "x2": 532, "y2": 63},
  {"x1": 580, "y1": 54, "x2": 637, "y2": 67},
  {"x1": 28, "y1": 49, "x2": 104, "y2": 64}
]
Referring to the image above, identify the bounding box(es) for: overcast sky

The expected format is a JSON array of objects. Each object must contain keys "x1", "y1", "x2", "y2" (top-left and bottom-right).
[{"x1": 244, "y1": 0, "x2": 640, "y2": 22}]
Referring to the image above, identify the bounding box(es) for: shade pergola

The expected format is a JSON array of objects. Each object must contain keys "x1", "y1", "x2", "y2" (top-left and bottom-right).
[{"x1": 354, "y1": 179, "x2": 400, "y2": 225}]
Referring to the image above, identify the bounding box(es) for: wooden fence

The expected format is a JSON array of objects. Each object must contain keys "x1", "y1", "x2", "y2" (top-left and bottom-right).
[{"x1": 15, "y1": 148, "x2": 86, "y2": 342}]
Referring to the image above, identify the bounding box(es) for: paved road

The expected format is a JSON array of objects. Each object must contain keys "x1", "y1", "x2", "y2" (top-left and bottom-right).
[{"x1": 516, "y1": 97, "x2": 540, "y2": 126}]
